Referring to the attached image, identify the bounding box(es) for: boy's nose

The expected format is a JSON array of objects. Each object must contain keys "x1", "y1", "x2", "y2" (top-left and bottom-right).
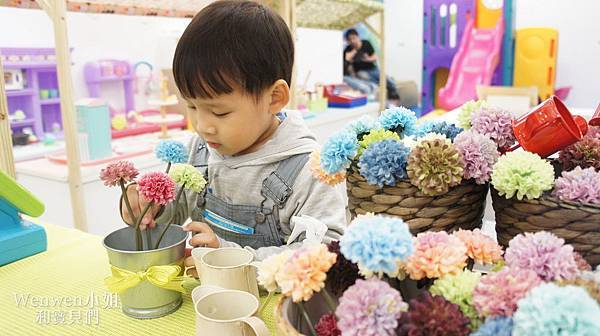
[{"x1": 202, "y1": 126, "x2": 217, "y2": 135}]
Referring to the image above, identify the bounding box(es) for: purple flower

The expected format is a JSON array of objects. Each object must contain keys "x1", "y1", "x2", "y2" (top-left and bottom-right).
[
  {"x1": 553, "y1": 166, "x2": 600, "y2": 204},
  {"x1": 454, "y1": 130, "x2": 499, "y2": 184},
  {"x1": 336, "y1": 278, "x2": 407, "y2": 336},
  {"x1": 471, "y1": 107, "x2": 516, "y2": 148},
  {"x1": 505, "y1": 232, "x2": 579, "y2": 281}
]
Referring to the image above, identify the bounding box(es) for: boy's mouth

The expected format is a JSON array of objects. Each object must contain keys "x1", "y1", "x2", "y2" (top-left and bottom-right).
[{"x1": 207, "y1": 141, "x2": 221, "y2": 149}]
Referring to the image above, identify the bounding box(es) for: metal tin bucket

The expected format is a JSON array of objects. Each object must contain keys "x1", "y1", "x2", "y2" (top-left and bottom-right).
[{"x1": 103, "y1": 225, "x2": 187, "y2": 319}]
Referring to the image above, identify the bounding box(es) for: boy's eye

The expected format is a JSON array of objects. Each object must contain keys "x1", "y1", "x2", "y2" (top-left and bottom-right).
[{"x1": 213, "y1": 112, "x2": 231, "y2": 118}]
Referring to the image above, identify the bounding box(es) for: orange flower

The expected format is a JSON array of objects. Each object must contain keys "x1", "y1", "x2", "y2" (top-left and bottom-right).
[{"x1": 454, "y1": 229, "x2": 504, "y2": 265}]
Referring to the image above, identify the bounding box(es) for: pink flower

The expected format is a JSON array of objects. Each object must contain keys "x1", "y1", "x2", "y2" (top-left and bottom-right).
[
  {"x1": 553, "y1": 166, "x2": 600, "y2": 204},
  {"x1": 473, "y1": 267, "x2": 542, "y2": 317},
  {"x1": 406, "y1": 231, "x2": 468, "y2": 280},
  {"x1": 505, "y1": 232, "x2": 579, "y2": 281},
  {"x1": 137, "y1": 172, "x2": 176, "y2": 205},
  {"x1": 99, "y1": 160, "x2": 139, "y2": 187},
  {"x1": 336, "y1": 278, "x2": 407, "y2": 336},
  {"x1": 471, "y1": 107, "x2": 516, "y2": 148},
  {"x1": 454, "y1": 130, "x2": 499, "y2": 184},
  {"x1": 453, "y1": 229, "x2": 503, "y2": 265},
  {"x1": 276, "y1": 244, "x2": 337, "y2": 302}
]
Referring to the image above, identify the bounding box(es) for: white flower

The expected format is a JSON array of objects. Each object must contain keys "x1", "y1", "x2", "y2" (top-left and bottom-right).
[{"x1": 256, "y1": 250, "x2": 293, "y2": 292}]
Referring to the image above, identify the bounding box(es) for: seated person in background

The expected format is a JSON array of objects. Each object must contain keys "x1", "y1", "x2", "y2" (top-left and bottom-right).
[{"x1": 343, "y1": 28, "x2": 400, "y2": 103}]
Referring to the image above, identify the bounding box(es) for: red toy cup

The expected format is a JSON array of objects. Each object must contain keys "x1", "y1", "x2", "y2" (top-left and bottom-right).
[
  {"x1": 511, "y1": 96, "x2": 583, "y2": 158},
  {"x1": 590, "y1": 103, "x2": 600, "y2": 127}
]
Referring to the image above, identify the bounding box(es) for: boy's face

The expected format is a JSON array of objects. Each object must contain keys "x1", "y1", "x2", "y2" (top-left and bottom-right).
[
  {"x1": 347, "y1": 34, "x2": 361, "y2": 49},
  {"x1": 186, "y1": 85, "x2": 280, "y2": 156}
]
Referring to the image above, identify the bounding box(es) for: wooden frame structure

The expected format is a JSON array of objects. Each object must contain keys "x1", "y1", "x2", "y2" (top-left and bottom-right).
[{"x1": 0, "y1": 0, "x2": 384, "y2": 232}]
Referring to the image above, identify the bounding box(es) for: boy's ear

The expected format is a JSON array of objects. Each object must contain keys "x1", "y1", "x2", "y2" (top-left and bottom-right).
[{"x1": 267, "y1": 79, "x2": 290, "y2": 115}]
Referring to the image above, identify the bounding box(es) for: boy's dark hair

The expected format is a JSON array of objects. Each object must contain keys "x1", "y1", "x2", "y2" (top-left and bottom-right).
[
  {"x1": 173, "y1": 0, "x2": 294, "y2": 100},
  {"x1": 344, "y1": 28, "x2": 359, "y2": 40}
]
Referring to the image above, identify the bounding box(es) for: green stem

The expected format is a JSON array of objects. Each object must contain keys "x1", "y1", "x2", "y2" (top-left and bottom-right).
[
  {"x1": 322, "y1": 288, "x2": 338, "y2": 312},
  {"x1": 154, "y1": 182, "x2": 186, "y2": 250},
  {"x1": 146, "y1": 229, "x2": 152, "y2": 251},
  {"x1": 120, "y1": 179, "x2": 141, "y2": 250},
  {"x1": 258, "y1": 291, "x2": 275, "y2": 317},
  {"x1": 134, "y1": 202, "x2": 153, "y2": 251},
  {"x1": 165, "y1": 162, "x2": 172, "y2": 174},
  {"x1": 298, "y1": 302, "x2": 317, "y2": 336}
]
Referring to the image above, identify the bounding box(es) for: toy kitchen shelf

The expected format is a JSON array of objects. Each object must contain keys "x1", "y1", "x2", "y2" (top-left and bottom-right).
[{"x1": 2, "y1": 48, "x2": 64, "y2": 141}]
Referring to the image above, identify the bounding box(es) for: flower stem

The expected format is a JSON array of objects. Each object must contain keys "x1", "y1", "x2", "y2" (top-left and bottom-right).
[
  {"x1": 120, "y1": 179, "x2": 141, "y2": 250},
  {"x1": 134, "y1": 202, "x2": 153, "y2": 251},
  {"x1": 298, "y1": 302, "x2": 317, "y2": 336},
  {"x1": 322, "y1": 288, "x2": 338, "y2": 312},
  {"x1": 258, "y1": 291, "x2": 274, "y2": 317},
  {"x1": 154, "y1": 182, "x2": 185, "y2": 250},
  {"x1": 146, "y1": 228, "x2": 152, "y2": 251},
  {"x1": 165, "y1": 162, "x2": 172, "y2": 174}
]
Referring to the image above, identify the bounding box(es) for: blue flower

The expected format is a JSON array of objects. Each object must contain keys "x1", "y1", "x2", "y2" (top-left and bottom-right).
[
  {"x1": 358, "y1": 140, "x2": 410, "y2": 187},
  {"x1": 155, "y1": 140, "x2": 188, "y2": 163},
  {"x1": 379, "y1": 106, "x2": 418, "y2": 136},
  {"x1": 340, "y1": 214, "x2": 414, "y2": 275},
  {"x1": 320, "y1": 130, "x2": 358, "y2": 174},
  {"x1": 417, "y1": 121, "x2": 463, "y2": 140},
  {"x1": 346, "y1": 115, "x2": 381, "y2": 137},
  {"x1": 471, "y1": 317, "x2": 513, "y2": 336},
  {"x1": 512, "y1": 283, "x2": 600, "y2": 336}
]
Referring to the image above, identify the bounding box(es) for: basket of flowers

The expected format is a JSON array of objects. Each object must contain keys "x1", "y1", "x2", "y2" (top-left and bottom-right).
[{"x1": 311, "y1": 102, "x2": 501, "y2": 234}]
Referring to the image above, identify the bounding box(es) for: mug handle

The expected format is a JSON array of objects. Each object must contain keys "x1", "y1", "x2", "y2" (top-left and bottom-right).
[{"x1": 242, "y1": 316, "x2": 271, "y2": 336}]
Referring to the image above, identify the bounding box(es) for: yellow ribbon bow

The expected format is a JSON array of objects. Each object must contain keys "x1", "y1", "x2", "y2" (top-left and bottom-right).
[{"x1": 104, "y1": 264, "x2": 189, "y2": 294}]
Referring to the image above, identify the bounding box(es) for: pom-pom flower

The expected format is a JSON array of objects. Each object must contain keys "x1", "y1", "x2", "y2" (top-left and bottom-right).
[
  {"x1": 454, "y1": 130, "x2": 499, "y2": 184},
  {"x1": 309, "y1": 150, "x2": 346, "y2": 186},
  {"x1": 417, "y1": 121, "x2": 463, "y2": 140},
  {"x1": 379, "y1": 106, "x2": 418, "y2": 136},
  {"x1": 257, "y1": 250, "x2": 293, "y2": 292},
  {"x1": 315, "y1": 313, "x2": 341, "y2": 336},
  {"x1": 276, "y1": 244, "x2": 337, "y2": 302},
  {"x1": 405, "y1": 231, "x2": 468, "y2": 280},
  {"x1": 155, "y1": 140, "x2": 188, "y2": 164},
  {"x1": 99, "y1": 160, "x2": 139, "y2": 187},
  {"x1": 471, "y1": 106, "x2": 515, "y2": 148},
  {"x1": 558, "y1": 136, "x2": 600, "y2": 171},
  {"x1": 553, "y1": 166, "x2": 600, "y2": 204},
  {"x1": 472, "y1": 267, "x2": 542, "y2": 317},
  {"x1": 558, "y1": 277, "x2": 600, "y2": 304},
  {"x1": 169, "y1": 163, "x2": 207, "y2": 193},
  {"x1": 491, "y1": 151, "x2": 554, "y2": 200},
  {"x1": 573, "y1": 251, "x2": 593, "y2": 272},
  {"x1": 430, "y1": 269, "x2": 482, "y2": 329},
  {"x1": 346, "y1": 115, "x2": 381, "y2": 139},
  {"x1": 458, "y1": 99, "x2": 488, "y2": 130},
  {"x1": 336, "y1": 278, "x2": 407, "y2": 336},
  {"x1": 326, "y1": 241, "x2": 363, "y2": 296},
  {"x1": 358, "y1": 129, "x2": 400, "y2": 156},
  {"x1": 340, "y1": 214, "x2": 414, "y2": 276},
  {"x1": 358, "y1": 140, "x2": 410, "y2": 186},
  {"x1": 471, "y1": 317, "x2": 513, "y2": 336},
  {"x1": 397, "y1": 292, "x2": 471, "y2": 336},
  {"x1": 512, "y1": 283, "x2": 600, "y2": 336},
  {"x1": 453, "y1": 229, "x2": 503, "y2": 265},
  {"x1": 504, "y1": 231, "x2": 579, "y2": 281},
  {"x1": 137, "y1": 172, "x2": 176, "y2": 205},
  {"x1": 407, "y1": 138, "x2": 464, "y2": 196},
  {"x1": 320, "y1": 130, "x2": 358, "y2": 174},
  {"x1": 586, "y1": 126, "x2": 600, "y2": 139}
]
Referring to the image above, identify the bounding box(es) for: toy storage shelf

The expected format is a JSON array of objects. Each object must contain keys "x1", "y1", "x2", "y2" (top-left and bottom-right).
[
  {"x1": 40, "y1": 98, "x2": 61, "y2": 105},
  {"x1": 6, "y1": 89, "x2": 35, "y2": 97}
]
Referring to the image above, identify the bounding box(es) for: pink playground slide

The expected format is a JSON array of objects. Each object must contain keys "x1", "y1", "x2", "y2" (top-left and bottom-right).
[{"x1": 438, "y1": 18, "x2": 504, "y2": 111}]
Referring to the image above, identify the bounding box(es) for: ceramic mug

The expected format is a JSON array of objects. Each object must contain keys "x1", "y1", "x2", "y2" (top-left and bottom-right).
[
  {"x1": 511, "y1": 96, "x2": 583, "y2": 157},
  {"x1": 192, "y1": 285, "x2": 270, "y2": 336},
  {"x1": 191, "y1": 247, "x2": 260, "y2": 298}
]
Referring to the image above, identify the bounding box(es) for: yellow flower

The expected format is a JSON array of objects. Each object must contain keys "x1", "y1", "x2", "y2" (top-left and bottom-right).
[{"x1": 276, "y1": 244, "x2": 337, "y2": 302}]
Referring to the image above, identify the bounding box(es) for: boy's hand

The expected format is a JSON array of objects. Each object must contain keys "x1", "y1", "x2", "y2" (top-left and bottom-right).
[
  {"x1": 183, "y1": 222, "x2": 220, "y2": 278},
  {"x1": 121, "y1": 184, "x2": 161, "y2": 230}
]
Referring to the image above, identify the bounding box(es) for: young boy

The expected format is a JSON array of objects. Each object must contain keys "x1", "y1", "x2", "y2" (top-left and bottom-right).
[{"x1": 121, "y1": 1, "x2": 347, "y2": 274}]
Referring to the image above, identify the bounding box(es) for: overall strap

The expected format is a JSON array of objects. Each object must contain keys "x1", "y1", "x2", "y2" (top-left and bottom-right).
[{"x1": 261, "y1": 153, "x2": 310, "y2": 209}]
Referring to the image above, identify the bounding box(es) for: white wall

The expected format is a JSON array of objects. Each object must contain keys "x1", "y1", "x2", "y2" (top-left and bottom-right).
[
  {"x1": 384, "y1": 0, "x2": 600, "y2": 108},
  {"x1": 0, "y1": 7, "x2": 342, "y2": 110}
]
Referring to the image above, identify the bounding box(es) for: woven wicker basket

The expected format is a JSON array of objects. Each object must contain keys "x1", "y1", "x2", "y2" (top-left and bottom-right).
[
  {"x1": 491, "y1": 187, "x2": 600, "y2": 267},
  {"x1": 346, "y1": 164, "x2": 489, "y2": 234}
]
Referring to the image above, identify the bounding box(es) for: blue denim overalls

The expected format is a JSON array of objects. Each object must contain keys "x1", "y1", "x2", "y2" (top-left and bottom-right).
[{"x1": 186, "y1": 135, "x2": 309, "y2": 250}]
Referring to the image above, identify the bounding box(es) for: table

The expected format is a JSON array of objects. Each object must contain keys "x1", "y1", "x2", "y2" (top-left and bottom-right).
[{"x1": 0, "y1": 221, "x2": 279, "y2": 336}]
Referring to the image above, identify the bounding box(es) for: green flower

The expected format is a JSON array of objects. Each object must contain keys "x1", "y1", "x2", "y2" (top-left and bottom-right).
[
  {"x1": 458, "y1": 100, "x2": 488, "y2": 129},
  {"x1": 491, "y1": 151, "x2": 554, "y2": 200},
  {"x1": 358, "y1": 129, "x2": 400, "y2": 156},
  {"x1": 430, "y1": 270, "x2": 482, "y2": 330},
  {"x1": 169, "y1": 164, "x2": 207, "y2": 193}
]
